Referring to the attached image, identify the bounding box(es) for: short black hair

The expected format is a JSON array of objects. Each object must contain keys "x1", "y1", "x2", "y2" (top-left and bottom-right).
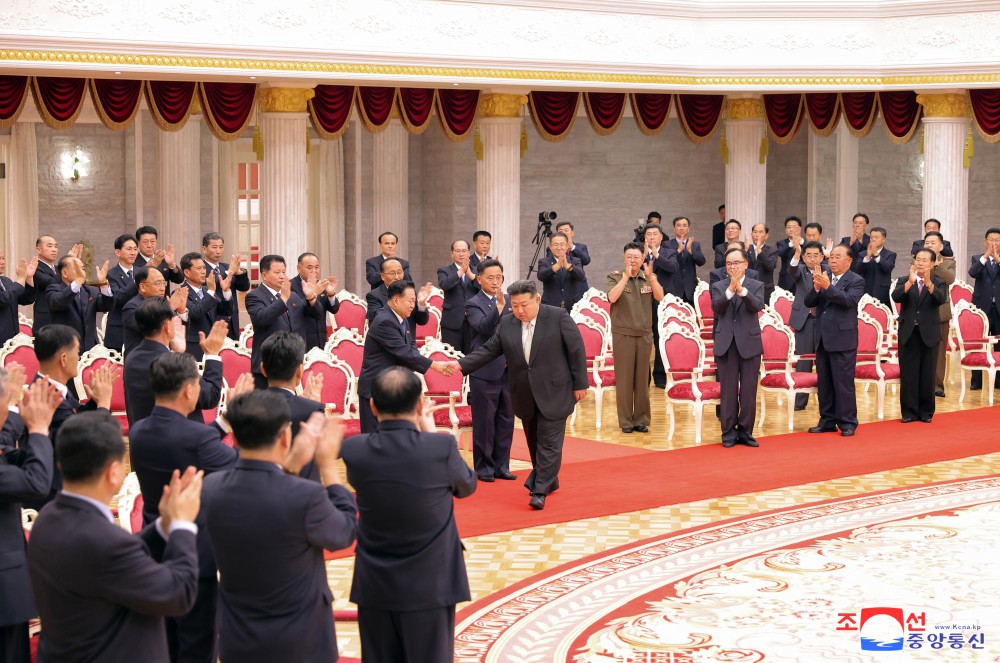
[
  {"x1": 35, "y1": 235, "x2": 56, "y2": 247},
  {"x1": 135, "y1": 299, "x2": 175, "y2": 339},
  {"x1": 718, "y1": 204, "x2": 726, "y2": 212},
  {"x1": 179, "y1": 252, "x2": 203, "y2": 273},
  {"x1": 297, "y1": 252, "x2": 318, "y2": 264},
  {"x1": 380, "y1": 258, "x2": 403, "y2": 274},
  {"x1": 870, "y1": 226, "x2": 888, "y2": 239},
  {"x1": 136, "y1": 226, "x2": 158, "y2": 241},
  {"x1": 804, "y1": 222, "x2": 824, "y2": 234},
  {"x1": 260, "y1": 331, "x2": 306, "y2": 382},
  {"x1": 114, "y1": 234, "x2": 137, "y2": 251},
  {"x1": 149, "y1": 352, "x2": 200, "y2": 398},
  {"x1": 642, "y1": 223, "x2": 663, "y2": 237},
  {"x1": 725, "y1": 219, "x2": 742, "y2": 230},
  {"x1": 726, "y1": 241, "x2": 746, "y2": 250},
  {"x1": 624, "y1": 241, "x2": 645, "y2": 253},
  {"x1": 226, "y1": 391, "x2": 291, "y2": 451},
  {"x1": 924, "y1": 231, "x2": 944, "y2": 244},
  {"x1": 915, "y1": 248, "x2": 937, "y2": 262},
  {"x1": 853, "y1": 213, "x2": 871, "y2": 225},
  {"x1": 201, "y1": 232, "x2": 224, "y2": 247},
  {"x1": 803, "y1": 241, "x2": 824, "y2": 254},
  {"x1": 56, "y1": 411, "x2": 126, "y2": 482},
  {"x1": 450, "y1": 239, "x2": 470, "y2": 251},
  {"x1": 34, "y1": 324, "x2": 80, "y2": 362},
  {"x1": 133, "y1": 266, "x2": 154, "y2": 285},
  {"x1": 924, "y1": 218, "x2": 941, "y2": 230},
  {"x1": 371, "y1": 366, "x2": 423, "y2": 416},
  {"x1": 507, "y1": 280, "x2": 537, "y2": 297},
  {"x1": 672, "y1": 216, "x2": 689, "y2": 226},
  {"x1": 555, "y1": 221, "x2": 574, "y2": 232},
  {"x1": 378, "y1": 231, "x2": 398, "y2": 243},
  {"x1": 647, "y1": 211, "x2": 662, "y2": 221},
  {"x1": 260, "y1": 255, "x2": 285, "y2": 273},
  {"x1": 724, "y1": 247, "x2": 748, "y2": 262},
  {"x1": 985, "y1": 227, "x2": 1000, "y2": 238},
  {"x1": 784, "y1": 215, "x2": 802, "y2": 228},
  {"x1": 387, "y1": 279, "x2": 415, "y2": 300},
  {"x1": 477, "y1": 258, "x2": 503, "y2": 273},
  {"x1": 472, "y1": 230, "x2": 492, "y2": 242},
  {"x1": 550, "y1": 232, "x2": 569, "y2": 244},
  {"x1": 55, "y1": 255, "x2": 75, "y2": 276}
]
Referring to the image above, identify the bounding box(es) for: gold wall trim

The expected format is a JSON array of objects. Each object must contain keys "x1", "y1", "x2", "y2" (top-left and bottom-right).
[
  {"x1": 258, "y1": 87, "x2": 315, "y2": 113},
  {"x1": 726, "y1": 98, "x2": 765, "y2": 120},
  {"x1": 915, "y1": 93, "x2": 970, "y2": 118},
  {"x1": 480, "y1": 93, "x2": 527, "y2": 117}
]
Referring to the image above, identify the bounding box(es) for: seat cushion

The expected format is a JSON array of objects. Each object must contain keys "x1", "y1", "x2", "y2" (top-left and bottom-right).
[
  {"x1": 960, "y1": 352, "x2": 1000, "y2": 367},
  {"x1": 343, "y1": 419, "x2": 362, "y2": 437},
  {"x1": 855, "y1": 363, "x2": 901, "y2": 380},
  {"x1": 667, "y1": 382, "x2": 721, "y2": 401},
  {"x1": 761, "y1": 372, "x2": 818, "y2": 389}
]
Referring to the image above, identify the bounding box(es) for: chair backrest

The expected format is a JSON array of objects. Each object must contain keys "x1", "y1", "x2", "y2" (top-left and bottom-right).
[
  {"x1": 414, "y1": 306, "x2": 442, "y2": 343},
  {"x1": 769, "y1": 287, "x2": 794, "y2": 326},
  {"x1": 859, "y1": 294, "x2": 893, "y2": 335},
  {"x1": 658, "y1": 322, "x2": 705, "y2": 376},
  {"x1": 953, "y1": 300, "x2": 989, "y2": 351},
  {"x1": 219, "y1": 338, "x2": 252, "y2": 388},
  {"x1": 856, "y1": 313, "x2": 884, "y2": 357},
  {"x1": 889, "y1": 278, "x2": 902, "y2": 314},
  {"x1": 332, "y1": 290, "x2": 368, "y2": 333},
  {"x1": 581, "y1": 287, "x2": 611, "y2": 315},
  {"x1": 574, "y1": 318, "x2": 606, "y2": 364},
  {"x1": 419, "y1": 340, "x2": 467, "y2": 402},
  {"x1": 18, "y1": 312, "x2": 32, "y2": 337},
  {"x1": 950, "y1": 280, "x2": 974, "y2": 307},
  {"x1": 658, "y1": 293, "x2": 697, "y2": 323},
  {"x1": 115, "y1": 472, "x2": 143, "y2": 533},
  {"x1": 238, "y1": 323, "x2": 254, "y2": 350},
  {"x1": 0, "y1": 334, "x2": 38, "y2": 384},
  {"x1": 571, "y1": 300, "x2": 611, "y2": 331},
  {"x1": 301, "y1": 349, "x2": 354, "y2": 415},
  {"x1": 325, "y1": 328, "x2": 365, "y2": 377},
  {"x1": 659, "y1": 312, "x2": 698, "y2": 335},
  {"x1": 426, "y1": 285, "x2": 445, "y2": 312},
  {"x1": 760, "y1": 317, "x2": 794, "y2": 364},
  {"x1": 694, "y1": 281, "x2": 713, "y2": 322},
  {"x1": 77, "y1": 347, "x2": 126, "y2": 412}
]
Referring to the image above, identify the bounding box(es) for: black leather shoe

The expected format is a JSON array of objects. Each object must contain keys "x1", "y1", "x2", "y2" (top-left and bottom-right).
[
  {"x1": 920, "y1": 417, "x2": 933, "y2": 423},
  {"x1": 901, "y1": 418, "x2": 915, "y2": 423},
  {"x1": 840, "y1": 429, "x2": 856, "y2": 437},
  {"x1": 722, "y1": 439, "x2": 736, "y2": 448},
  {"x1": 794, "y1": 405, "x2": 807, "y2": 411},
  {"x1": 934, "y1": 389, "x2": 945, "y2": 397},
  {"x1": 478, "y1": 475, "x2": 495, "y2": 482},
  {"x1": 633, "y1": 425, "x2": 649, "y2": 433},
  {"x1": 739, "y1": 437, "x2": 760, "y2": 448},
  {"x1": 808, "y1": 426, "x2": 837, "y2": 433},
  {"x1": 495, "y1": 471, "x2": 518, "y2": 480},
  {"x1": 621, "y1": 427, "x2": 634, "y2": 434},
  {"x1": 653, "y1": 383, "x2": 666, "y2": 389},
  {"x1": 529, "y1": 494, "x2": 546, "y2": 510}
]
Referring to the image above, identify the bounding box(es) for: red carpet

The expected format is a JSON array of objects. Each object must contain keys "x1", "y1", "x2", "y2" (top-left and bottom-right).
[
  {"x1": 326, "y1": 406, "x2": 1000, "y2": 560},
  {"x1": 508, "y1": 429, "x2": 653, "y2": 463}
]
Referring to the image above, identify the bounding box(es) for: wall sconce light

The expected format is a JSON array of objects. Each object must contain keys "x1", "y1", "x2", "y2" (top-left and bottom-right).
[{"x1": 61, "y1": 145, "x2": 89, "y2": 182}]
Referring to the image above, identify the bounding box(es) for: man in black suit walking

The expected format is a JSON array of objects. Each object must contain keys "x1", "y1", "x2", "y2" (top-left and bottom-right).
[
  {"x1": 790, "y1": 242, "x2": 825, "y2": 410},
  {"x1": 458, "y1": 280, "x2": 587, "y2": 510},
  {"x1": 538, "y1": 232, "x2": 586, "y2": 313},
  {"x1": 748, "y1": 223, "x2": 778, "y2": 304},
  {"x1": 437, "y1": 240, "x2": 479, "y2": 353},
  {"x1": 201, "y1": 390, "x2": 357, "y2": 663},
  {"x1": 968, "y1": 227, "x2": 1000, "y2": 390},
  {"x1": 180, "y1": 252, "x2": 234, "y2": 361},
  {"x1": 0, "y1": 251, "x2": 37, "y2": 346},
  {"x1": 291, "y1": 252, "x2": 339, "y2": 350},
  {"x1": 122, "y1": 268, "x2": 190, "y2": 358},
  {"x1": 28, "y1": 412, "x2": 202, "y2": 663},
  {"x1": 856, "y1": 227, "x2": 896, "y2": 306},
  {"x1": 464, "y1": 259, "x2": 516, "y2": 482},
  {"x1": 30, "y1": 235, "x2": 63, "y2": 335},
  {"x1": 664, "y1": 216, "x2": 706, "y2": 305},
  {"x1": 840, "y1": 212, "x2": 871, "y2": 264},
  {"x1": 104, "y1": 234, "x2": 141, "y2": 352},
  {"x1": 358, "y1": 281, "x2": 455, "y2": 433},
  {"x1": 341, "y1": 367, "x2": 477, "y2": 663},
  {"x1": 201, "y1": 232, "x2": 250, "y2": 341},
  {"x1": 712, "y1": 248, "x2": 765, "y2": 448},
  {"x1": 365, "y1": 231, "x2": 412, "y2": 290},
  {"x1": 805, "y1": 245, "x2": 866, "y2": 436},
  {"x1": 910, "y1": 218, "x2": 954, "y2": 257},
  {"x1": 893, "y1": 249, "x2": 948, "y2": 423},
  {"x1": 46, "y1": 255, "x2": 113, "y2": 352}
]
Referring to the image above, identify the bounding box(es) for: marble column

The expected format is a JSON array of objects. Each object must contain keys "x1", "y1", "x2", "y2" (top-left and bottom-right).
[
  {"x1": 7, "y1": 122, "x2": 39, "y2": 264},
  {"x1": 477, "y1": 94, "x2": 527, "y2": 281},
  {"x1": 372, "y1": 119, "x2": 409, "y2": 265},
  {"x1": 158, "y1": 118, "x2": 201, "y2": 247},
  {"x1": 216, "y1": 139, "x2": 239, "y2": 253},
  {"x1": 833, "y1": 123, "x2": 860, "y2": 240},
  {"x1": 259, "y1": 87, "x2": 313, "y2": 264},
  {"x1": 724, "y1": 98, "x2": 767, "y2": 230},
  {"x1": 917, "y1": 93, "x2": 971, "y2": 271},
  {"x1": 315, "y1": 138, "x2": 346, "y2": 280}
]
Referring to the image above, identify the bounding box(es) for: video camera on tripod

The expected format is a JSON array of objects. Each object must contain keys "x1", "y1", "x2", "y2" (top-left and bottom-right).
[{"x1": 525, "y1": 211, "x2": 558, "y2": 279}]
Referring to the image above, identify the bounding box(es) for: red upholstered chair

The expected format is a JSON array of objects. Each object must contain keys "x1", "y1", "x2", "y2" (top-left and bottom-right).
[
  {"x1": 953, "y1": 301, "x2": 1000, "y2": 405},
  {"x1": 569, "y1": 318, "x2": 614, "y2": 429},
  {"x1": 659, "y1": 323, "x2": 720, "y2": 444},
  {"x1": 238, "y1": 323, "x2": 254, "y2": 350},
  {"x1": 419, "y1": 340, "x2": 472, "y2": 450},
  {"x1": 114, "y1": 473, "x2": 143, "y2": 533},
  {"x1": 859, "y1": 295, "x2": 897, "y2": 357},
  {"x1": 854, "y1": 313, "x2": 900, "y2": 419},
  {"x1": 571, "y1": 302, "x2": 612, "y2": 363},
  {"x1": 76, "y1": 346, "x2": 128, "y2": 434},
  {"x1": 301, "y1": 350, "x2": 355, "y2": 417},
  {"x1": 218, "y1": 338, "x2": 252, "y2": 390},
  {"x1": 582, "y1": 287, "x2": 611, "y2": 317},
  {"x1": 949, "y1": 279, "x2": 973, "y2": 308},
  {"x1": 758, "y1": 318, "x2": 817, "y2": 430},
  {"x1": 769, "y1": 287, "x2": 794, "y2": 327},
  {"x1": 324, "y1": 328, "x2": 365, "y2": 414},
  {"x1": 332, "y1": 290, "x2": 368, "y2": 334},
  {"x1": 694, "y1": 281, "x2": 713, "y2": 335},
  {"x1": 18, "y1": 313, "x2": 32, "y2": 337},
  {"x1": 21, "y1": 508, "x2": 38, "y2": 541},
  {"x1": 414, "y1": 306, "x2": 442, "y2": 348},
  {"x1": 426, "y1": 286, "x2": 444, "y2": 313},
  {"x1": 0, "y1": 334, "x2": 38, "y2": 385}
]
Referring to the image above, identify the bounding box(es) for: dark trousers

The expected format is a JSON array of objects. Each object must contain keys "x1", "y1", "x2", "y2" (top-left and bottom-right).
[
  {"x1": 441, "y1": 322, "x2": 472, "y2": 354},
  {"x1": 469, "y1": 375, "x2": 514, "y2": 478},
  {"x1": 899, "y1": 332, "x2": 939, "y2": 421},
  {"x1": 935, "y1": 320, "x2": 950, "y2": 391},
  {"x1": 651, "y1": 301, "x2": 666, "y2": 386},
  {"x1": 716, "y1": 346, "x2": 761, "y2": 442},
  {"x1": 166, "y1": 577, "x2": 217, "y2": 663},
  {"x1": 521, "y1": 404, "x2": 565, "y2": 496},
  {"x1": 815, "y1": 341, "x2": 858, "y2": 431},
  {"x1": 970, "y1": 303, "x2": 1000, "y2": 389},
  {"x1": 0, "y1": 623, "x2": 30, "y2": 663},
  {"x1": 251, "y1": 372, "x2": 269, "y2": 391},
  {"x1": 359, "y1": 397, "x2": 379, "y2": 433},
  {"x1": 793, "y1": 317, "x2": 816, "y2": 409},
  {"x1": 358, "y1": 605, "x2": 455, "y2": 663}
]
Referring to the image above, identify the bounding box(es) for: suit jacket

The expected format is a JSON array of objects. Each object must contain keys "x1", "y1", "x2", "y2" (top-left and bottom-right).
[
  {"x1": 358, "y1": 308, "x2": 433, "y2": 399},
  {"x1": 931, "y1": 258, "x2": 956, "y2": 321},
  {"x1": 0, "y1": 275, "x2": 35, "y2": 345},
  {"x1": 712, "y1": 221, "x2": 725, "y2": 249},
  {"x1": 0, "y1": 432, "x2": 53, "y2": 626},
  {"x1": 857, "y1": 249, "x2": 897, "y2": 306},
  {"x1": 789, "y1": 263, "x2": 818, "y2": 332},
  {"x1": 267, "y1": 387, "x2": 324, "y2": 482},
  {"x1": 712, "y1": 242, "x2": 735, "y2": 269},
  {"x1": 804, "y1": 269, "x2": 866, "y2": 352},
  {"x1": 912, "y1": 238, "x2": 953, "y2": 257},
  {"x1": 892, "y1": 277, "x2": 947, "y2": 346},
  {"x1": 135, "y1": 253, "x2": 184, "y2": 286},
  {"x1": 458, "y1": 305, "x2": 587, "y2": 421},
  {"x1": 205, "y1": 260, "x2": 251, "y2": 340},
  {"x1": 709, "y1": 267, "x2": 760, "y2": 287},
  {"x1": 28, "y1": 493, "x2": 198, "y2": 663},
  {"x1": 647, "y1": 245, "x2": 679, "y2": 294},
  {"x1": 121, "y1": 292, "x2": 157, "y2": 358},
  {"x1": 183, "y1": 283, "x2": 232, "y2": 361},
  {"x1": 537, "y1": 255, "x2": 585, "y2": 311},
  {"x1": 124, "y1": 340, "x2": 223, "y2": 426},
  {"x1": 711, "y1": 278, "x2": 765, "y2": 359},
  {"x1": 465, "y1": 290, "x2": 511, "y2": 382},
  {"x1": 365, "y1": 283, "x2": 431, "y2": 328},
  {"x1": 469, "y1": 253, "x2": 491, "y2": 272},
  {"x1": 104, "y1": 265, "x2": 140, "y2": 352},
  {"x1": 664, "y1": 238, "x2": 706, "y2": 301},
  {"x1": 45, "y1": 282, "x2": 113, "y2": 351},
  {"x1": 437, "y1": 264, "x2": 480, "y2": 330},
  {"x1": 775, "y1": 238, "x2": 804, "y2": 292},
  {"x1": 202, "y1": 459, "x2": 357, "y2": 663},
  {"x1": 841, "y1": 234, "x2": 870, "y2": 267},
  {"x1": 129, "y1": 406, "x2": 238, "y2": 578},
  {"x1": 364, "y1": 255, "x2": 412, "y2": 290},
  {"x1": 245, "y1": 285, "x2": 323, "y2": 374},
  {"x1": 341, "y1": 420, "x2": 476, "y2": 611},
  {"x1": 546, "y1": 243, "x2": 591, "y2": 299},
  {"x1": 290, "y1": 276, "x2": 339, "y2": 350},
  {"x1": 747, "y1": 244, "x2": 778, "y2": 293},
  {"x1": 969, "y1": 254, "x2": 1000, "y2": 312},
  {"x1": 30, "y1": 261, "x2": 59, "y2": 334}
]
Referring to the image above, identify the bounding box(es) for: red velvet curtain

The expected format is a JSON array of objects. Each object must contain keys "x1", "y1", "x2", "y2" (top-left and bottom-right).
[
  {"x1": 436, "y1": 88, "x2": 479, "y2": 141},
  {"x1": 90, "y1": 79, "x2": 143, "y2": 130},
  {"x1": 309, "y1": 85, "x2": 355, "y2": 139},
  {"x1": 583, "y1": 92, "x2": 626, "y2": 135},
  {"x1": 675, "y1": 94, "x2": 725, "y2": 142},
  {"x1": 145, "y1": 81, "x2": 197, "y2": 130},
  {"x1": 529, "y1": 91, "x2": 579, "y2": 141},
  {"x1": 763, "y1": 94, "x2": 804, "y2": 143},
  {"x1": 803, "y1": 93, "x2": 841, "y2": 136},
  {"x1": 878, "y1": 91, "x2": 921, "y2": 143},
  {"x1": 0, "y1": 76, "x2": 29, "y2": 128},
  {"x1": 397, "y1": 88, "x2": 435, "y2": 134},
  {"x1": 32, "y1": 77, "x2": 88, "y2": 129},
  {"x1": 356, "y1": 87, "x2": 396, "y2": 132},
  {"x1": 969, "y1": 89, "x2": 1000, "y2": 142},
  {"x1": 198, "y1": 82, "x2": 257, "y2": 140},
  {"x1": 630, "y1": 93, "x2": 671, "y2": 135},
  {"x1": 840, "y1": 92, "x2": 878, "y2": 137}
]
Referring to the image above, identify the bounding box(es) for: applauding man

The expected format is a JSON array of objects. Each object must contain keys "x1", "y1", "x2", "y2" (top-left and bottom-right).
[
  {"x1": 538, "y1": 232, "x2": 586, "y2": 313},
  {"x1": 46, "y1": 255, "x2": 113, "y2": 352}
]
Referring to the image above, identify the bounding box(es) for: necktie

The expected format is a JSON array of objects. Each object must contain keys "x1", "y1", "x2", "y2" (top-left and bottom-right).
[
  {"x1": 0, "y1": 279, "x2": 5, "y2": 292},
  {"x1": 831, "y1": 275, "x2": 839, "y2": 287},
  {"x1": 917, "y1": 280, "x2": 924, "y2": 296},
  {"x1": 198, "y1": 288, "x2": 205, "y2": 300},
  {"x1": 401, "y1": 319, "x2": 409, "y2": 338},
  {"x1": 523, "y1": 322, "x2": 534, "y2": 362},
  {"x1": 491, "y1": 296, "x2": 497, "y2": 306},
  {"x1": 126, "y1": 270, "x2": 132, "y2": 281}
]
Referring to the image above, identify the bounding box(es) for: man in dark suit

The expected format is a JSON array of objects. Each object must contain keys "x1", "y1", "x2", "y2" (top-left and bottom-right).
[
  {"x1": 790, "y1": 242, "x2": 826, "y2": 410},
  {"x1": 201, "y1": 232, "x2": 250, "y2": 341},
  {"x1": 713, "y1": 219, "x2": 743, "y2": 268},
  {"x1": 30, "y1": 235, "x2": 62, "y2": 335},
  {"x1": 924, "y1": 232, "x2": 956, "y2": 397},
  {"x1": 644, "y1": 223, "x2": 679, "y2": 388},
  {"x1": 104, "y1": 234, "x2": 141, "y2": 352},
  {"x1": 664, "y1": 216, "x2": 706, "y2": 304},
  {"x1": 0, "y1": 251, "x2": 37, "y2": 346},
  {"x1": 124, "y1": 299, "x2": 225, "y2": 427},
  {"x1": 358, "y1": 281, "x2": 455, "y2": 433},
  {"x1": 458, "y1": 280, "x2": 587, "y2": 510},
  {"x1": 892, "y1": 249, "x2": 948, "y2": 423},
  {"x1": 201, "y1": 390, "x2": 357, "y2": 663},
  {"x1": 911, "y1": 219, "x2": 954, "y2": 257},
  {"x1": 552, "y1": 221, "x2": 591, "y2": 302},
  {"x1": 366, "y1": 258, "x2": 433, "y2": 327},
  {"x1": 632, "y1": 211, "x2": 661, "y2": 244},
  {"x1": 968, "y1": 227, "x2": 1000, "y2": 390},
  {"x1": 775, "y1": 216, "x2": 805, "y2": 292},
  {"x1": 365, "y1": 231, "x2": 412, "y2": 290},
  {"x1": 245, "y1": 255, "x2": 324, "y2": 390},
  {"x1": 341, "y1": 367, "x2": 476, "y2": 663},
  {"x1": 711, "y1": 248, "x2": 765, "y2": 448},
  {"x1": 27, "y1": 412, "x2": 201, "y2": 663},
  {"x1": 0, "y1": 378, "x2": 61, "y2": 663},
  {"x1": 712, "y1": 204, "x2": 726, "y2": 249},
  {"x1": 45, "y1": 255, "x2": 113, "y2": 352},
  {"x1": 469, "y1": 230, "x2": 493, "y2": 271},
  {"x1": 708, "y1": 243, "x2": 760, "y2": 286},
  {"x1": 748, "y1": 223, "x2": 778, "y2": 303},
  {"x1": 840, "y1": 212, "x2": 871, "y2": 264},
  {"x1": 805, "y1": 245, "x2": 866, "y2": 436},
  {"x1": 538, "y1": 232, "x2": 586, "y2": 313},
  {"x1": 122, "y1": 268, "x2": 190, "y2": 358},
  {"x1": 438, "y1": 240, "x2": 479, "y2": 353},
  {"x1": 291, "y1": 252, "x2": 339, "y2": 350},
  {"x1": 464, "y1": 259, "x2": 516, "y2": 482},
  {"x1": 180, "y1": 251, "x2": 233, "y2": 361},
  {"x1": 135, "y1": 225, "x2": 184, "y2": 287},
  {"x1": 855, "y1": 227, "x2": 896, "y2": 306},
  {"x1": 130, "y1": 352, "x2": 240, "y2": 663}
]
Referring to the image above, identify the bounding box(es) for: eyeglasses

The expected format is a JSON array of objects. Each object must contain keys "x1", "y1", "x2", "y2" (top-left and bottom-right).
[{"x1": 725, "y1": 261, "x2": 746, "y2": 267}]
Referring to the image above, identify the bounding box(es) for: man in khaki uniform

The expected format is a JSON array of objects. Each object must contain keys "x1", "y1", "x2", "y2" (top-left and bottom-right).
[
  {"x1": 608, "y1": 242, "x2": 665, "y2": 433},
  {"x1": 924, "y1": 231, "x2": 955, "y2": 397}
]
